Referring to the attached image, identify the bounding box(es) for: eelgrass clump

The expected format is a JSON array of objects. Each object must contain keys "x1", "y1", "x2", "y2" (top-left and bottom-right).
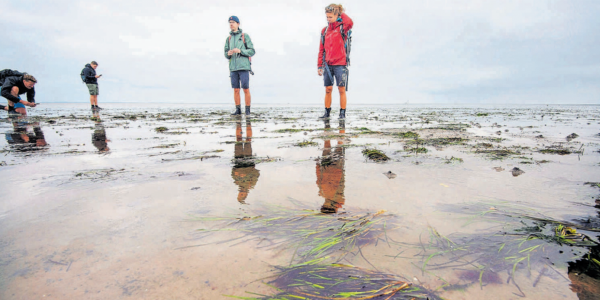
[
  {"x1": 294, "y1": 140, "x2": 318, "y2": 147},
  {"x1": 476, "y1": 113, "x2": 489, "y2": 117},
  {"x1": 398, "y1": 131, "x2": 419, "y2": 139},
  {"x1": 190, "y1": 206, "x2": 397, "y2": 264},
  {"x1": 540, "y1": 148, "x2": 571, "y2": 155},
  {"x1": 155, "y1": 126, "x2": 168, "y2": 132},
  {"x1": 424, "y1": 201, "x2": 600, "y2": 293},
  {"x1": 362, "y1": 148, "x2": 390, "y2": 162},
  {"x1": 234, "y1": 263, "x2": 440, "y2": 300}
]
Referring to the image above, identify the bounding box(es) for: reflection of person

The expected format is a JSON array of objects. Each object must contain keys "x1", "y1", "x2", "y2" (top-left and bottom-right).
[
  {"x1": 82, "y1": 61, "x2": 103, "y2": 110},
  {"x1": 224, "y1": 16, "x2": 255, "y2": 116},
  {"x1": 5, "y1": 117, "x2": 47, "y2": 148},
  {"x1": 231, "y1": 120, "x2": 260, "y2": 204},
  {"x1": 1, "y1": 73, "x2": 37, "y2": 116},
  {"x1": 318, "y1": 4, "x2": 353, "y2": 119},
  {"x1": 317, "y1": 120, "x2": 346, "y2": 213},
  {"x1": 91, "y1": 111, "x2": 110, "y2": 152}
]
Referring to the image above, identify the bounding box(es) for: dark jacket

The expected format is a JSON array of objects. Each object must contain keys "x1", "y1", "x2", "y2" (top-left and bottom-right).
[
  {"x1": 83, "y1": 64, "x2": 98, "y2": 84},
  {"x1": 1, "y1": 76, "x2": 35, "y2": 104}
]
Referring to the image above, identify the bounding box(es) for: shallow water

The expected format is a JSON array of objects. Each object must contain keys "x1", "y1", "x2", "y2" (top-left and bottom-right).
[{"x1": 0, "y1": 103, "x2": 599, "y2": 299}]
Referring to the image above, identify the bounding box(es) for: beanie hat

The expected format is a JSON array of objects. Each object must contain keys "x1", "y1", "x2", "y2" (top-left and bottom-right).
[{"x1": 229, "y1": 16, "x2": 240, "y2": 24}]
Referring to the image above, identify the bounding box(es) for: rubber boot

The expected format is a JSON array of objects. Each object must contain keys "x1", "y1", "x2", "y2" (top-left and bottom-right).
[
  {"x1": 339, "y1": 109, "x2": 346, "y2": 119},
  {"x1": 245, "y1": 106, "x2": 251, "y2": 116},
  {"x1": 319, "y1": 107, "x2": 331, "y2": 119},
  {"x1": 231, "y1": 105, "x2": 242, "y2": 116}
]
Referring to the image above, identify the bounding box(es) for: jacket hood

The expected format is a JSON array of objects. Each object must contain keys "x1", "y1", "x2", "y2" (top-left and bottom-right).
[
  {"x1": 229, "y1": 28, "x2": 243, "y2": 35},
  {"x1": 85, "y1": 64, "x2": 92, "y2": 68}
]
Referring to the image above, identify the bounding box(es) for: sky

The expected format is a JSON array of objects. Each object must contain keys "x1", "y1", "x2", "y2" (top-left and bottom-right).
[{"x1": 1, "y1": 0, "x2": 599, "y2": 104}]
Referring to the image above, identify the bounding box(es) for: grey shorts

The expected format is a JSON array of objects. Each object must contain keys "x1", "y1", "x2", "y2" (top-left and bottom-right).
[
  {"x1": 323, "y1": 65, "x2": 347, "y2": 87},
  {"x1": 87, "y1": 84, "x2": 99, "y2": 95}
]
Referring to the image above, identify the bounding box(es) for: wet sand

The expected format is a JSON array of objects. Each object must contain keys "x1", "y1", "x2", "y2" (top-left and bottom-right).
[{"x1": 1, "y1": 103, "x2": 599, "y2": 299}]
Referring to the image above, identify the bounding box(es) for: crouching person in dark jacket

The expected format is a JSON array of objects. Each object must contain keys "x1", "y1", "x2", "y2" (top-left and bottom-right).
[{"x1": 0, "y1": 73, "x2": 37, "y2": 116}]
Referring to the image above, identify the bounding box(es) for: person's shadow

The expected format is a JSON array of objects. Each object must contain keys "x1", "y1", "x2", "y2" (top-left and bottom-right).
[
  {"x1": 316, "y1": 119, "x2": 346, "y2": 213},
  {"x1": 91, "y1": 111, "x2": 110, "y2": 152},
  {"x1": 231, "y1": 120, "x2": 260, "y2": 204},
  {"x1": 5, "y1": 115, "x2": 47, "y2": 151}
]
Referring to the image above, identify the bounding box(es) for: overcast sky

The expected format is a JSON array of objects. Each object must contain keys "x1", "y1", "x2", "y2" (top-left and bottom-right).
[{"x1": 1, "y1": 0, "x2": 599, "y2": 104}]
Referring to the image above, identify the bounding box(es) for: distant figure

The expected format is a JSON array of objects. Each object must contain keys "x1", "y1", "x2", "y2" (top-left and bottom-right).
[
  {"x1": 91, "y1": 111, "x2": 110, "y2": 152},
  {"x1": 224, "y1": 16, "x2": 256, "y2": 116},
  {"x1": 0, "y1": 70, "x2": 37, "y2": 115},
  {"x1": 318, "y1": 4, "x2": 353, "y2": 119},
  {"x1": 317, "y1": 120, "x2": 346, "y2": 213},
  {"x1": 231, "y1": 120, "x2": 260, "y2": 204},
  {"x1": 82, "y1": 61, "x2": 103, "y2": 110}
]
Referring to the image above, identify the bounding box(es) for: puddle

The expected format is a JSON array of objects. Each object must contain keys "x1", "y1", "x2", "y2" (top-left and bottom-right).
[{"x1": 0, "y1": 103, "x2": 599, "y2": 299}]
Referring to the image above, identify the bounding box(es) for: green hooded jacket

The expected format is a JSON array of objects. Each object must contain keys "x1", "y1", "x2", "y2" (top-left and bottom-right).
[{"x1": 224, "y1": 29, "x2": 255, "y2": 72}]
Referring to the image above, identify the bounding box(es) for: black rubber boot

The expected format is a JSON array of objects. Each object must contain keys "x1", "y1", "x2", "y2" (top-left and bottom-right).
[
  {"x1": 231, "y1": 105, "x2": 242, "y2": 116},
  {"x1": 339, "y1": 109, "x2": 346, "y2": 119},
  {"x1": 319, "y1": 107, "x2": 331, "y2": 119},
  {"x1": 95, "y1": 105, "x2": 103, "y2": 110},
  {"x1": 245, "y1": 106, "x2": 251, "y2": 116},
  {"x1": 91, "y1": 105, "x2": 96, "y2": 110}
]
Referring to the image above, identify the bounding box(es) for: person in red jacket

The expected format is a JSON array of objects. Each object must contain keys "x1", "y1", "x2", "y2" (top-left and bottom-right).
[{"x1": 318, "y1": 4, "x2": 353, "y2": 119}]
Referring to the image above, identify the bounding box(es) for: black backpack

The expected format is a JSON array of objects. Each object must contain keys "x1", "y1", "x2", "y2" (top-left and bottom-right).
[
  {"x1": 80, "y1": 68, "x2": 86, "y2": 83},
  {"x1": 0, "y1": 69, "x2": 26, "y2": 85}
]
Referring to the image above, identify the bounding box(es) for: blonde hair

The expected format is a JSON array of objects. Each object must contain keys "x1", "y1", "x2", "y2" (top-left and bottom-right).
[
  {"x1": 23, "y1": 74, "x2": 37, "y2": 83},
  {"x1": 325, "y1": 4, "x2": 344, "y2": 16}
]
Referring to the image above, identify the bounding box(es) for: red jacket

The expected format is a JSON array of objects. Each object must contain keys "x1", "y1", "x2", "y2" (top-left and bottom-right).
[{"x1": 318, "y1": 13, "x2": 353, "y2": 68}]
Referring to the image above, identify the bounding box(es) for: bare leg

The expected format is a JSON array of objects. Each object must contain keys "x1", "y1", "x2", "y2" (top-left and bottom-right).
[
  {"x1": 90, "y1": 94, "x2": 95, "y2": 106},
  {"x1": 338, "y1": 86, "x2": 346, "y2": 109},
  {"x1": 324, "y1": 86, "x2": 333, "y2": 108},
  {"x1": 243, "y1": 89, "x2": 251, "y2": 107},
  {"x1": 233, "y1": 89, "x2": 241, "y2": 106}
]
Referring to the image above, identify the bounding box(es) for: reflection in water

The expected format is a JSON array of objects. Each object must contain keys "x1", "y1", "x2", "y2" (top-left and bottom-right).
[
  {"x1": 317, "y1": 120, "x2": 346, "y2": 213},
  {"x1": 91, "y1": 111, "x2": 110, "y2": 152},
  {"x1": 4, "y1": 116, "x2": 47, "y2": 151},
  {"x1": 231, "y1": 120, "x2": 260, "y2": 204}
]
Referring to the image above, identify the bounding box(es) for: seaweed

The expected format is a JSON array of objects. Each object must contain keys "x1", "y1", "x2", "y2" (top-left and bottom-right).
[{"x1": 362, "y1": 149, "x2": 390, "y2": 162}]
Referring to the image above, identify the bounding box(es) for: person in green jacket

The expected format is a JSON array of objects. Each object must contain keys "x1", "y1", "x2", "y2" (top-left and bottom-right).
[{"x1": 224, "y1": 16, "x2": 255, "y2": 116}]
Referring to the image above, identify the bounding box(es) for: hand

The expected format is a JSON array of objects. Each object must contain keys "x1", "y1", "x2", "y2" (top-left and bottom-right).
[
  {"x1": 318, "y1": 68, "x2": 324, "y2": 76},
  {"x1": 27, "y1": 102, "x2": 36, "y2": 107},
  {"x1": 227, "y1": 50, "x2": 234, "y2": 56},
  {"x1": 95, "y1": 75, "x2": 101, "y2": 78},
  {"x1": 233, "y1": 48, "x2": 241, "y2": 54}
]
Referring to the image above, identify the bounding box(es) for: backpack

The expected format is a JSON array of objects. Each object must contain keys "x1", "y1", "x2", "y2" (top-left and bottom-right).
[
  {"x1": 228, "y1": 33, "x2": 254, "y2": 75},
  {"x1": 321, "y1": 23, "x2": 352, "y2": 66},
  {"x1": 80, "y1": 68, "x2": 86, "y2": 83},
  {"x1": 0, "y1": 69, "x2": 26, "y2": 85}
]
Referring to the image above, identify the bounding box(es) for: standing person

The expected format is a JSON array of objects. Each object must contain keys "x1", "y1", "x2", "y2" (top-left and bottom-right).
[
  {"x1": 318, "y1": 4, "x2": 353, "y2": 119},
  {"x1": 224, "y1": 16, "x2": 255, "y2": 116},
  {"x1": 0, "y1": 72, "x2": 37, "y2": 116},
  {"x1": 82, "y1": 61, "x2": 102, "y2": 110}
]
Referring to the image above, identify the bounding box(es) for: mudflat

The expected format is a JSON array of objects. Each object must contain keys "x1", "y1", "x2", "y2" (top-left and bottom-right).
[{"x1": 1, "y1": 103, "x2": 599, "y2": 299}]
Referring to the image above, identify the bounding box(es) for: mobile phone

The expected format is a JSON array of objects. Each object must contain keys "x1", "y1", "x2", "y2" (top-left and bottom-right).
[{"x1": 99, "y1": 74, "x2": 103, "y2": 77}]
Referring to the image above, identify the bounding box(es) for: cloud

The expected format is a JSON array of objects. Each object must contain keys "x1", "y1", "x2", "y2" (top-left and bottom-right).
[{"x1": 1, "y1": 0, "x2": 598, "y2": 104}]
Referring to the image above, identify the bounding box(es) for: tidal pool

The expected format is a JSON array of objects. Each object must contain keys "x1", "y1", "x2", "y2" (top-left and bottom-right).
[{"x1": 0, "y1": 103, "x2": 599, "y2": 299}]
